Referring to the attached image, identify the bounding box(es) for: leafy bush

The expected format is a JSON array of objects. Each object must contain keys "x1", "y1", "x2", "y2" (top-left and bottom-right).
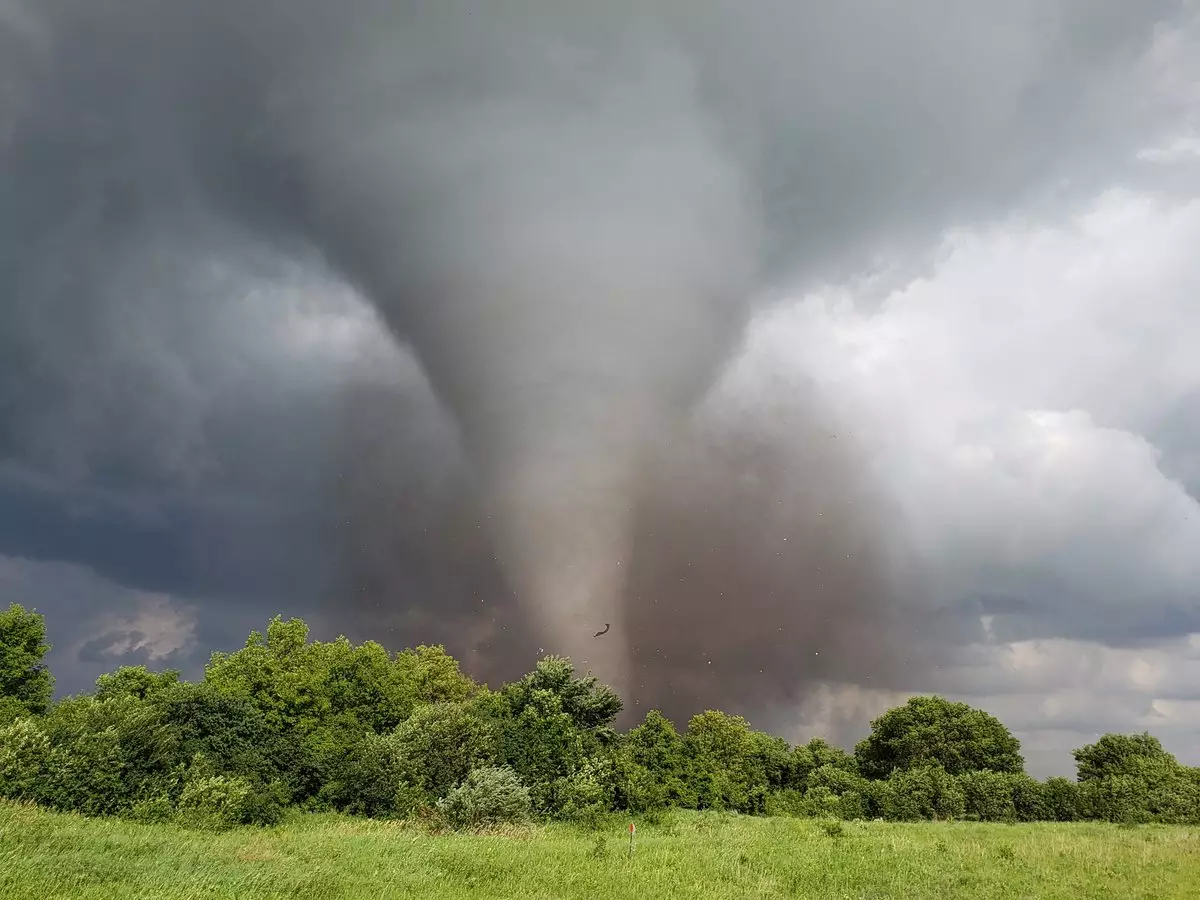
[
  {"x1": 0, "y1": 717, "x2": 51, "y2": 800},
  {"x1": 1042, "y1": 777, "x2": 1084, "y2": 821},
  {"x1": 316, "y1": 729, "x2": 408, "y2": 816},
  {"x1": 29, "y1": 697, "x2": 178, "y2": 816},
  {"x1": 802, "y1": 764, "x2": 870, "y2": 819},
  {"x1": 174, "y1": 773, "x2": 255, "y2": 831},
  {"x1": 0, "y1": 696, "x2": 30, "y2": 727},
  {"x1": 554, "y1": 756, "x2": 616, "y2": 825},
  {"x1": 879, "y1": 764, "x2": 965, "y2": 821},
  {"x1": 436, "y1": 766, "x2": 531, "y2": 830},
  {"x1": 1010, "y1": 773, "x2": 1050, "y2": 821},
  {"x1": 764, "y1": 788, "x2": 807, "y2": 817},
  {"x1": 817, "y1": 817, "x2": 845, "y2": 838},
  {"x1": 157, "y1": 683, "x2": 310, "y2": 802},
  {"x1": 1081, "y1": 775, "x2": 1152, "y2": 825},
  {"x1": 391, "y1": 702, "x2": 501, "y2": 803},
  {"x1": 958, "y1": 770, "x2": 1018, "y2": 822},
  {"x1": 125, "y1": 794, "x2": 176, "y2": 824}
]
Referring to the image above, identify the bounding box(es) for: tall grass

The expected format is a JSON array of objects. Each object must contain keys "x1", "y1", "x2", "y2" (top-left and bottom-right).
[{"x1": 2, "y1": 801, "x2": 1196, "y2": 899}]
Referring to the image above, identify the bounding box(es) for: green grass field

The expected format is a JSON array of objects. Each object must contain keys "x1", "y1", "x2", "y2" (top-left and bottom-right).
[{"x1": 3, "y1": 802, "x2": 1197, "y2": 900}]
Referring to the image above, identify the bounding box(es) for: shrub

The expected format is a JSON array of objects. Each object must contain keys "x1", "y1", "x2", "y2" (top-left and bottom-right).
[
  {"x1": 175, "y1": 773, "x2": 255, "y2": 831},
  {"x1": 1010, "y1": 773, "x2": 1050, "y2": 821},
  {"x1": 817, "y1": 817, "x2": 845, "y2": 838},
  {"x1": 34, "y1": 696, "x2": 178, "y2": 816},
  {"x1": 1081, "y1": 774, "x2": 1151, "y2": 825},
  {"x1": 125, "y1": 794, "x2": 176, "y2": 824},
  {"x1": 155, "y1": 682, "x2": 307, "y2": 799},
  {"x1": 554, "y1": 756, "x2": 616, "y2": 825},
  {"x1": 317, "y1": 729, "x2": 409, "y2": 816},
  {"x1": 958, "y1": 770, "x2": 1018, "y2": 822},
  {"x1": 764, "y1": 788, "x2": 807, "y2": 817},
  {"x1": 0, "y1": 717, "x2": 51, "y2": 800},
  {"x1": 1042, "y1": 777, "x2": 1084, "y2": 821},
  {"x1": 802, "y1": 764, "x2": 870, "y2": 819},
  {"x1": 436, "y1": 766, "x2": 531, "y2": 830},
  {"x1": 879, "y1": 764, "x2": 965, "y2": 821},
  {"x1": 391, "y1": 702, "x2": 501, "y2": 802}
]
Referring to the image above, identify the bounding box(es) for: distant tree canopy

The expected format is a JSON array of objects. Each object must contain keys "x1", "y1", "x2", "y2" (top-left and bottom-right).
[
  {"x1": 1, "y1": 606, "x2": 1196, "y2": 828},
  {"x1": 0, "y1": 603, "x2": 53, "y2": 720},
  {"x1": 854, "y1": 696, "x2": 1024, "y2": 779}
]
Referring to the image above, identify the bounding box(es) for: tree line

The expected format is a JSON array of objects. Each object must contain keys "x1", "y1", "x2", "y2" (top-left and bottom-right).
[{"x1": 2, "y1": 604, "x2": 1197, "y2": 830}]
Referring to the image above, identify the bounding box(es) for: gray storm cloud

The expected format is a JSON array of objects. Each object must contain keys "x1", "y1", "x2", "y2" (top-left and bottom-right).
[{"x1": 1, "y1": 0, "x2": 1192, "y2": 723}]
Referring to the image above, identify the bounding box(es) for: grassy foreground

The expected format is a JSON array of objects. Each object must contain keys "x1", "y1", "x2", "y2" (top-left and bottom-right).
[{"x1": 2, "y1": 802, "x2": 1198, "y2": 900}]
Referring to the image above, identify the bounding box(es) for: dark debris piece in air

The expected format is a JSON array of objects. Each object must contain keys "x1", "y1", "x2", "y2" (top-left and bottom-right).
[{"x1": 594, "y1": 623, "x2": 610, "y2": 637}]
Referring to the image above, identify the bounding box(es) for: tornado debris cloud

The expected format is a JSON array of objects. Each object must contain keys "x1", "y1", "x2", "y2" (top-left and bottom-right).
[{"x1": 3, "y1": 0, "x2": 1171, "y2": 727}]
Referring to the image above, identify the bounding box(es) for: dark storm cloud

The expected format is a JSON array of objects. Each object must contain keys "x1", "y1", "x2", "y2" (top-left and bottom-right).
[{"x1": 1, "y1": 0, "x2": 1197, "y2": 734}]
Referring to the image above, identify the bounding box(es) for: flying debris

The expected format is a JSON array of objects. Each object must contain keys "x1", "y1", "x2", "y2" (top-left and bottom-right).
[{"x1": 594, "y1": 624, "x2": 611, "y2": 637}]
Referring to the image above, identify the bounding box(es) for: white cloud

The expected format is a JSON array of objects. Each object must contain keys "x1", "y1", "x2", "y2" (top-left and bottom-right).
[
  {"x1": 743, "y1": 188, "x2": 1200, "y2": 629},
  {"x1": 85, "y1": 591, "x2": 198, "y2": 662},
  {"x1": 0, "y1": 555, "x2": 200, "y2": 686},
  {"x1": 735, "y1": 185, "x2": 1200, "y2": 772}
]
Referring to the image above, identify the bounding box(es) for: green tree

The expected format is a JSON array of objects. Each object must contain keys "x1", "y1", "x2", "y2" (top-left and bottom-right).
[
  {"x1": 502, "y1": 656, "x2": 621, "y2": 731},
  {"x1": 501, "y1": 689, "x2": 589, "y2": 813},
  {"x1": 321, "y1": 639, "x2": 475, "y2": 733},
  {"x1": 1042, "y1": 776, "x2": 1085, "y2": 821},
  {"x1": 392, "y1": 644, "x2": 476, "y2": 713},
  {"x1": 0, "y1": 604, "x2": 53, "y2": 717},
  {"x1": 1073, "y1": 732, "x2": 1172, "y2": 782},
  {"x1": 155, "y1": 681, "x2": 309, "y2": 802},
  {"x1": 789, "y1": 737, "x2": 858, "y2": 790},
  {"x1": 616, "y1": 709, "x2": 695, "y2": 809},
  {"x1": 95, "y1": 666, "x2": 181, "y2": 702},
  {"x1": 684, "y1": 710, "x2": 777, "y2": 813},
  {"x1": 803, "y1": 764, "x2": 871, "y2": 819},
  {"x1": 204, "y1": 617, "x2": 331, "y2": 732},
  {"x1": 957, "y1": 770, "x2": 1049, "y2": 821},
  {"x1": 855, "y1": 696, "x2": 1024, "y2": 778},
  {"x1": 204, "y1": 617, "x2": 475, "y2": 736},
  {"x1": 1073, "y1": 734, "x2": 1199, "y2": 824}
]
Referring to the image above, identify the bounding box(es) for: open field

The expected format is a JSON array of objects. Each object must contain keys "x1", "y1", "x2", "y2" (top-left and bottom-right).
[{"x1": 2, "y1": 802, "x2": 1197, "y2": 900}]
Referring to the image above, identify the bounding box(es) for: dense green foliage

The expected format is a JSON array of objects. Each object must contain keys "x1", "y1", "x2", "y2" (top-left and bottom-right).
[
  {"x1": 855, "y1": 696, "x2": 1024, "y2": 778},
  {"x1": 2, "y1": 605, "x2": 1198, "y2": 829},
  {"x1": 0, "y1": 603, "x2": 54, "y2": 720}
]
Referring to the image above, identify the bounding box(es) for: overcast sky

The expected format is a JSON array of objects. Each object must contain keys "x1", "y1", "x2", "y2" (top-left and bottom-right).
[{"x1": 1, "y1": 0, "x2": 1199, "y2": 776}]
